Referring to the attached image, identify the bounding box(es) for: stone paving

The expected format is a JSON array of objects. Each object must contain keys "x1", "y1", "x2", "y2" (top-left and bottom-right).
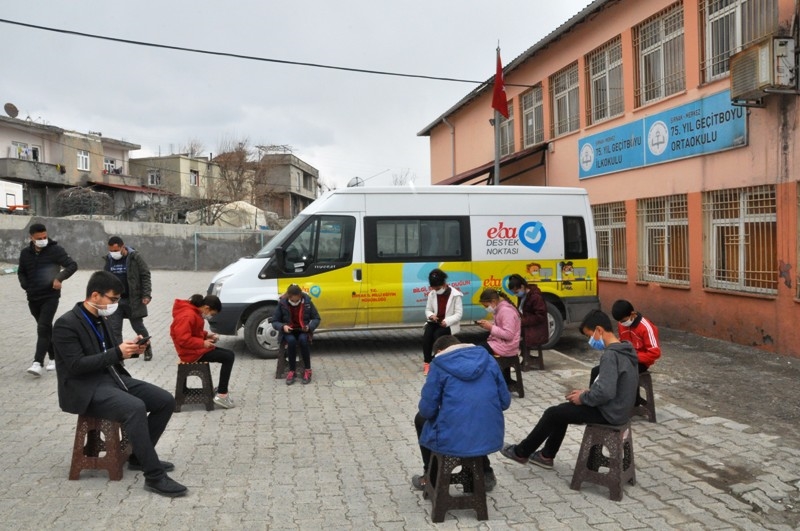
[{"x1": 1, "y1": 270, "x2": 799, "y2": 530}]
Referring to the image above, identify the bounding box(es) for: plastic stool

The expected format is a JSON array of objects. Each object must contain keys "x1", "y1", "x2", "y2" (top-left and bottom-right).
[
  {"x1": 174, "y1": 362, "x2": 214, "y2": 412},
  {"x1": 570, "y1": 421, "x2": 636, "y2": 501},
  {"x1": 423, "y1": 452, "x2": 488, "y2": 523},
  {"x1": 69, "y1": 415, "x2": 131, "y2": 480}
]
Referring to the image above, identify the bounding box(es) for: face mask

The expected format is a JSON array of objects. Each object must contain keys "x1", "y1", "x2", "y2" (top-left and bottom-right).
[
  {"x1": 34, "y1": 239, "x2": 48, "y2": 248},
  {"x1": 288, "y1": 299, "x2": 301, "y2": 307},
  {"x1": 202, "y1": 314, "x2": 212, "y2": 321},
  {"x1": 587, "y1": 332, "x2": 605, "y2": 350},
  {"x1": 434, "y1": 288, "x2": 446, "y2": 295},
  {"x1": 620, "y1": 318, "x2": 634, "y2": 327},
  {"x1": 109, "y1": 251, "x2": 123, "y2": 260},
  {"x1": 484, "y1": 305, "x2": 495, "y2": 314},
  {"x1": 514, "y1": 289, "x2": 526, "y2": 297},
  {"x1": 90, "y1": 302, "x2": 118, "y2": 317}
]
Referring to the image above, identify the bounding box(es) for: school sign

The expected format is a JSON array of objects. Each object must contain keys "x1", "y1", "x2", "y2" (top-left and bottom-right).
[{"x1": 578, "y1": 90, "x2": 747, "y2": 179}]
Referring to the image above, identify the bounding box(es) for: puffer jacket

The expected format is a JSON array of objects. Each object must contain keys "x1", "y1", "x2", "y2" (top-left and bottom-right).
[
  {"x1": 170, "y1": 299, "x2": 213, "y2": 362},
  {"x1": 271, "y1": 293, "x2": 321, "y2": 342},
  {"x1": 18, "y1": 238, "x2": 78, "y2": 301},
  {"x1": 418, "y1": 343, "x2": 511, "y2": 457},
  {"x1": 518, "y1": 284, "x2": 549, "y2": 347}
]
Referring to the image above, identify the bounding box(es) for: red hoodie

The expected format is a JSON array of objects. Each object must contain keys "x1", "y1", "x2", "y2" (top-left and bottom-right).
[{"x1": 170, "y1": 299, "x2": 213, "y2": 362}]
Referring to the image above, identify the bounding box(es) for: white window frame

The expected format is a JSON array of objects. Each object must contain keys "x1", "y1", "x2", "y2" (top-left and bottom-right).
[
  {"x1": 637, "y1": 195, "x2": 690, "y2": 284},
  {"x1": 77, "y1": 150, "x2": 90, "y2": 171},
  {"x1": 103, "y1": 157, "x2": 117, "y2": 173},
  {"x1": 499, "y1": 104, "x2": 514, "y2": 157},
  {"x1": 593, "y1": 202, "x2": 627, "y2": 279},
  {"x1": 635, "y1": 3, "x2": 685, "y2": 106},
  {"x1": 703, "y1": 185, "x2": 777, "y2": 294},
  {"x1": 550, "y1": 63, "x2": 580, "y2": 137},
  {"x1": 189, "y1": 169, "x2": 199, "y2": 186},
  {"x1": 522, "y1": 86, "x2": 544, "y2": 147},
  {"x1": 147, "y1": 170, "x2": 161, "y2": 186},
  {"x1": 587, "y1": 37, "x2": 624, "y2": 125}
]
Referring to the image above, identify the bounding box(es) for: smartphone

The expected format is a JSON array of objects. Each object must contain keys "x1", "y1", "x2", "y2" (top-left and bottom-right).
[{"x1": 136, "y1": 335, "x2": 152, "y2": 345}]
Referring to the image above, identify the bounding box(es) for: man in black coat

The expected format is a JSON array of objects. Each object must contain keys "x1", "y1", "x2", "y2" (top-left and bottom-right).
[
  {"x1": 52, "y1": 271, "x2": 187, "y2": 497},
  {"x1": 18, "y1": 222, "x2": 78, "y2": 376}
]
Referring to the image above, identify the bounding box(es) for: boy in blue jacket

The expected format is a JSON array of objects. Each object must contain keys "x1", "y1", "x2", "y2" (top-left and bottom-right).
[{"x1": 412, "y1": 335, "x2": 511, "y2": 492}]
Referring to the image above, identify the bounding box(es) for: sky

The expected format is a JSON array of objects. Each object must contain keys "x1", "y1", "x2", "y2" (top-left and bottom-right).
[{"x1": 0, "y1": 1, "x2": 591, "y2": 189}]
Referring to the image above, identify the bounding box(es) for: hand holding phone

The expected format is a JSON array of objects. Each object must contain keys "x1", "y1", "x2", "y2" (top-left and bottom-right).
[{"x1": 136, "y1": 335, "x2": 152, "y2": 345}]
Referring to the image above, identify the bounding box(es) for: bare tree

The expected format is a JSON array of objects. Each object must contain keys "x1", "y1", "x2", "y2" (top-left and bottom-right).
[
  {"x1": 55, "y1": 187, "x2": 113, "y2": 217},
  {"x1": 392, "y1": 169, "x2": 416, "y2": 187},
  {"x1": 179, "y1": 138, "x2": 206, "y2": 158}
]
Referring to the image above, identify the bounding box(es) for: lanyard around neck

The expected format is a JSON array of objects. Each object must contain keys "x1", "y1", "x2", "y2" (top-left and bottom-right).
[{"x1": 80, "y1": 307, "x2": 107, "y2": 350}]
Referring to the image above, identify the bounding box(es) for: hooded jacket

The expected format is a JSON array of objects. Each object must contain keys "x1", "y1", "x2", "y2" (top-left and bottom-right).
[
  {"x1": 517, "y1": 284, "x2": 549, "y2": 347},
  {"x1": 271, "y1": 293, "x2": 321, "y2": 342},
  {"x1": 170, "y1": 299, "x2": 213, "y2": 362},
  {"x1": 580, "y1": 341, "x2": 639, "y2": 425},
  {"x1": 617, "y1": 314, "x2": 661, "y2": 368},
  {"x1": 486, "y1": 299, "x2": 521, "y2": 356},
  {"x1": 103, "y1": 246, "x2": 152, "y2": 319},
  {"x1": 424, "y1": 285, "x2": 464, "y2": 334},
  {"x1": 419, "y1": 343, "x2": 511, "y2": 457},
  {"x1": 18, "y1": 238, "x2": 78, "y2": 301}
]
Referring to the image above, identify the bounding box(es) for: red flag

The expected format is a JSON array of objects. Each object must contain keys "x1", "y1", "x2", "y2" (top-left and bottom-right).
[{"x1": 492, "y1": 49, "x2": 509, "y2": 118}]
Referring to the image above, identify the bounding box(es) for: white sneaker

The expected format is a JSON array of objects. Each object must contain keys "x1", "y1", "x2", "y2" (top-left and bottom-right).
[
  {"x1": 213, "y1": 394, "x2": 235, "y2": 409},
  {"x1": 27, "y1": 362, "x2": 43, "y2": 376},
  {"x1": 46, "y1": 360, "x2": 56, "y2": 371}
]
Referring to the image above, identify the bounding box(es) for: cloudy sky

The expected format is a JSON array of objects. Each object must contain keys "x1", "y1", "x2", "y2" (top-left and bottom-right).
[{"x1": 0, "y1": 1, "x2": 590, "y2": 189}]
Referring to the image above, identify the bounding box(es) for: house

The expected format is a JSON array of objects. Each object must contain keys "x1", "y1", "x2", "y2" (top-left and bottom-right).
[
  {"x1": 128, "y1": 154, "x2": 220, "y2": 202},
  {"x1": 419, "y1": 0, "x2": 800, "y2": 356},
  {"x1": 258, "y1": 152, "x2": 319, "y2": 219}
]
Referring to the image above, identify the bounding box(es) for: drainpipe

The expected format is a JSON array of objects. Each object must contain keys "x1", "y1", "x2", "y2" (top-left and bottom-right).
[{"x1": 442, "y1": 117, "x2": 455, "y2": 177}]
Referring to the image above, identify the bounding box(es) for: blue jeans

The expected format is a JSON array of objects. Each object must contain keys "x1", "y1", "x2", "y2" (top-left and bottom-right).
[{"x1": 285, "y1": 332, "x2": 310, "y2": 371}]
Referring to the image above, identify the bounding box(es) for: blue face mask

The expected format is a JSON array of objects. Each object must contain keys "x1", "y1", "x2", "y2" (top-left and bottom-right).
[
  {"x1": 514, "y1": 289, "x2": 526, "y2": 297},
  {"x1": 587, "y1": 333, "x2": 605, "y2": 350}
]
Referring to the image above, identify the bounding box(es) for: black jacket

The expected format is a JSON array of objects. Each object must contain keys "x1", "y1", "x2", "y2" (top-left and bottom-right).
[
  {"x1": 52, "y1": 302, "x2": 130, "y2": 415},
  {"x1": 17, "y1": 238, "x2": 78, "y2": 301}
]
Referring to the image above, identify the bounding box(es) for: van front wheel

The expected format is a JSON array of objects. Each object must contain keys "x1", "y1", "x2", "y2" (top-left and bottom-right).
[
  {"x1": 542, "y1": 302, "x2": 564, "y2": 350},
  {"x1": 244, "y1": 305, "x2": 280, "y2": 359}
]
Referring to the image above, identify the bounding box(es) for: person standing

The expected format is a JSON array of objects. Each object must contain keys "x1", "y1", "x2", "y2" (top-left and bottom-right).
[
  {"x1": 422, "y1": 268, "x2": 463, "y2": 376},
  {"x1": 18, "y1": 223, "x2": 78, "y2": 376},
  {"x1": 104, "y1": 236, "x2": 153, "y2": 361},
  {"x1": 53, "y1": 271, "x2": 186, "y2": 497}
]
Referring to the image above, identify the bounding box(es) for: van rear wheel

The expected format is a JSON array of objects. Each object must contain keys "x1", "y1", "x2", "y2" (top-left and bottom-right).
[
  {"x1": 542, "y1": 302, "x2": 564, "y2": 350},
  {"x1": 244, "y1": 305, "x2": 279, "y2": 359}
]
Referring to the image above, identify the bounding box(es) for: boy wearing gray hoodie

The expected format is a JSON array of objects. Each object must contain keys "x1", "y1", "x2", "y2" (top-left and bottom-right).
[{"x1": 500, "y1": 310, "x2": 638, "y2": 469}]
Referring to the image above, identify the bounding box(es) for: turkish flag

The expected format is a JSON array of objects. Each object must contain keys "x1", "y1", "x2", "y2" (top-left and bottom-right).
[{"x1": 492, "y1": 49, "x2": 509, "y2": 118}]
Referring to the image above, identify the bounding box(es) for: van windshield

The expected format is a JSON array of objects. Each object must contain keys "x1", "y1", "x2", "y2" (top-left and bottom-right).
[{"x1": 254, "y1": 214, "x2": 308, "y2": 258}]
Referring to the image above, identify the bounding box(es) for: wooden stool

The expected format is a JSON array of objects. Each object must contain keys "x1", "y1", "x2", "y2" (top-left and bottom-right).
[
  {"x1": 630, "y1": 371, "x2": 657, "y2": 422},
  {"x1": 570, "y1": 421, "x2": 636, "y2": 501},
  {"x1": 520, "y1": 338, "x2": 545, "y2": 371},
  {"x1": 69, "y1": 415, "x2": 132, "y2": 480},
  {"x1": 423, "y1": 452, "x2": 488, "y2": 523},
  {"x1": 493, "y1": 354, "x2": 524, "y2": 398},
  {"x1": 174, "y1": 362, "x2": 214, "y2": 412},
  {"x1": 274, "y1": 341, "x2": 308, "y2": 379}
]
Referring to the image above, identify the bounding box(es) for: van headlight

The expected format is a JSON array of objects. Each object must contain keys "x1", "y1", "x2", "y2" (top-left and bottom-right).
[{"x1": 210, "y1": 275, "x2": 231, "y2": 297}]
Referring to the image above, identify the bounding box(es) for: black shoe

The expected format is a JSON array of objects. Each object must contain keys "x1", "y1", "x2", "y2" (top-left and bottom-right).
[
  {"x1": 144, "y1": 475, "x2": 187, "y2": 497},
  {"x1": 129, "y1": 457, "x2": 175, "y2": 472},
  {"x1": 144, "y1": 346, "x2": 153, "y2": 361}
]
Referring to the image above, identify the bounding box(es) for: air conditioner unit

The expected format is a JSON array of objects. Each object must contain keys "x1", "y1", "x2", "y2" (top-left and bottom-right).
[{"x1": 730, "y1": 37, "x2": 796, "y2": 101}]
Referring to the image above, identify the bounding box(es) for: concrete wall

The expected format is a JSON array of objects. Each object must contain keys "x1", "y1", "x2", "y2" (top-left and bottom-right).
[{"x1": 0, "y1": 214, "x2": 277, "y2": 272}]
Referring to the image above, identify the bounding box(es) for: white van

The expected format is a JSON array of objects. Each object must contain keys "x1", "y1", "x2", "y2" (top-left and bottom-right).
[{"x1": 208, "y1": 186, "x2": 599, "y2": 358}]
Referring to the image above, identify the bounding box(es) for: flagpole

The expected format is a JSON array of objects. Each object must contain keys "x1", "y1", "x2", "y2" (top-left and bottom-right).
[{"x1": 493, "y1": 110, "x2": 501, "y2": 186}]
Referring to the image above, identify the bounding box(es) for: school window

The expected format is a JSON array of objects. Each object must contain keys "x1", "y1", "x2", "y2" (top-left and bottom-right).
[
  {"x1": 148, "y1": 170, "x2": 161, "y2": 186},
  {"x1": 586, "y1": 37, "x2": 624, "y2": 125},
  {"x1": 593, "y1": 202, "x2": 627, "y2": 279},
  {"x1": 550, "y1": 62, "x2": 580, "y2": 137},
  {"x1": 637, "y1": 195, "x2": 689, "y2": 284},
  {"x1": 189, "y1": 169, "x2": 199, "y2": 186},
  {"x1": 522, "y1": 86, "x2": 544, "y2": 147},
  {"x1": 365, "y1": 217, "x2": 468, "y2": 262},
  {"x1": 77, "y1": 150, "x2": 90, "y2": 171},
  {"x1": 499, "y1": 104, "x2": 515, "y2": 156},
  {"x1": 702, "y1": 185, "x2": 777, "y2": 294},
  {"x1": 633, "y1": 3, "x2": 685, "y2": 107},
  {"x1": 701, "y1": 0, "x2": 778, "y2": 80}
]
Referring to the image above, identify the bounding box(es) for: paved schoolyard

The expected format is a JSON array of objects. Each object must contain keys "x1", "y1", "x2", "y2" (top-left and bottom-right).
[{"x1": 1, "y1": 270, "x2": 798, "y2": 530}]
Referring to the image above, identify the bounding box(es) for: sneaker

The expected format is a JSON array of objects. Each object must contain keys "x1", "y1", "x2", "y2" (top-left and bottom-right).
[
  {"x1": 27, "y1": 362, "x2": 43, "y2": 377},
  {"x1": 144, "y1": 475, "x2": 188, "y2": 498},
  {"x1": 213, "y1": 394, "x2": 235, "y2": 409},
  {"x1": 530, "y1": 450, "x2": 554, "y2": 469},
  {"x1": 411, "y1": 474, "x2": 428, "y2": 490},
  {"x1": 484, "y1": 471, "x2": 497, "y2": 492},
  {"x1": 302, "y1": 369, "x2": 312, "y2": 384},
  {"x1": 144, "y1": 345, "x2": 153, "y2": 361},
  {"x1": 45, "y1": 360, "x2": 56, "y2": 371},
  {"x1": 500, "y1": 444, "x2": 528, "y2": 465},
  {"x1": 423, "y1": 363, "x2": 430, "y2": 376},
  {"x1": 286, "y1": 370, "x2": 296, "y2": 385}
]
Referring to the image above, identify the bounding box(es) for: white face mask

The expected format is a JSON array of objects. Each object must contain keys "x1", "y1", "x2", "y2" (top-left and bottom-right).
[
  {"x1": 484, "y1": 305, "x2": 495, "y2": 314},
  {"x1": 34, "y1": 239, "x2": 48, "y2": 248},
  {"x1": 109, "y1": 251, "x2": 123, "y2": 260},
  {"x1": 90, "y1": 302, "x2": 118, "y2": 317},
  {"x1": 434, "y1": 288, "x2": 446, "y2": 295},
  {"x1": 620, "y1": 318, "x2": 634, "y2": 327},
  {"x1": 288, "y1": 299, "x2": 301, "y2": 307}
]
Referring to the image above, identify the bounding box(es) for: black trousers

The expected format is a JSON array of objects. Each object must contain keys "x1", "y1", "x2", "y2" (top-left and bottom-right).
[
  {"x1": 28, "y1": 296, "x2": 59, "y2": 364},
  {"x1": 197, "y1": 347, "x2": 235, "y2": 394},
  {"x1": 106, "y1": 297, "x2": 149, "y2": 344},
  {"x1": 422, "y1": 322, "x2": 451, "y2": 363},
  {"x1": 414, "y1": 412, "x2": 492, "y2": 473},
  {"x1": 85, "y1": 376, "x2": 175, "y2": 480},
  {"x1": 514, "y1": 402, "x2": 608, "y2": 459}
]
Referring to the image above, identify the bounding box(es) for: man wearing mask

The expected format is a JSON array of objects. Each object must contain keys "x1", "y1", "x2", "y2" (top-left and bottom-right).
[
  {"x1": 18, "y1": 223, "x2": 78, "y2": 376},
  {"x1": 53, "y1": 271, "x2": 186, "y2": 497},
  {"x1": 104, "y1": 236, "x2": 153, "y2": 361}
]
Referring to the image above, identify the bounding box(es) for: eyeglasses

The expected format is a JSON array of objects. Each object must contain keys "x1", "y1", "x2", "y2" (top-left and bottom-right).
[{"x1": 103, "y1": 293, "x2": 121, "y2": 303}]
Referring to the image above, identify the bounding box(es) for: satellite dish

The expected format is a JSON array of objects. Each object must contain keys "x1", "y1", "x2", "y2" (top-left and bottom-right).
[
  {"x1": 347, "y1": 176, "x2": 365, "y2": 188},
  {"x1": 4, "y1": 103, "x2": 19, "y2": 119}
]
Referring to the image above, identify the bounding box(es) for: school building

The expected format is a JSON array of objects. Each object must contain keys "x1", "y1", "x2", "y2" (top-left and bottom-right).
[{"x1": 419, "y1": 0, "x2": 800, "y2": 357}]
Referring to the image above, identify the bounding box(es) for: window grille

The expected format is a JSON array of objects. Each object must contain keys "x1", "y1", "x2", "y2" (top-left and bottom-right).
[
  {"x1": 633, "y1": 3, "x2": 685, "y2": 106},
  {"x1": 593, "y1": 202, "x2": 627, "y2": 279},
  {"x1": 702, "y1": 185, "x2": 777, "y2": 294},
  {"x1": 550, "y1": 63, "x2": 580, "y2": 137},
  {"x1": 499, "y1": 104, "x2": 515, "y2": 156},
  {"x1": 637, "y1": 195, "x2": 689, "y2": 284},
  {"x1": 522, "y1": 86, "x2": 544, "y2": 147},
  {"x1": 586, "y1": 37, "x2": 624, "y2": 125}
]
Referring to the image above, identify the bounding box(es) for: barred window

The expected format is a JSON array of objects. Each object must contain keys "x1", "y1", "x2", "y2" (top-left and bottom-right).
[
  {"x1": 522, "y1": 86, "x2": 544, "y2": 147},
  {"x1": 703, "y1": 185, "x2": 777, "y2": 294},
  {"x1": 593, "y1": 202, "x2": 627, "y2": 279},
  {"x1": 586, "y1": 37, "x2": 624, "y2": 125},
  {"x1": 550, "y1": 63, "x2": 580, "y2": 137},
  {"x1": 499, "y1": 104, "x2": 515, "y2": 156},
  {"x1": 637, "y1": 195, "x2": 689, "y2": 284},
  {"x1": 633, "y1": 3, "x2": 685, "y2": 106}
]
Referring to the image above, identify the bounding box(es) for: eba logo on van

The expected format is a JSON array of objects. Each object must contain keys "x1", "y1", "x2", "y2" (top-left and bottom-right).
[{"x1": 519, "y1": 221, "x2": 547, "y2": 253}]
